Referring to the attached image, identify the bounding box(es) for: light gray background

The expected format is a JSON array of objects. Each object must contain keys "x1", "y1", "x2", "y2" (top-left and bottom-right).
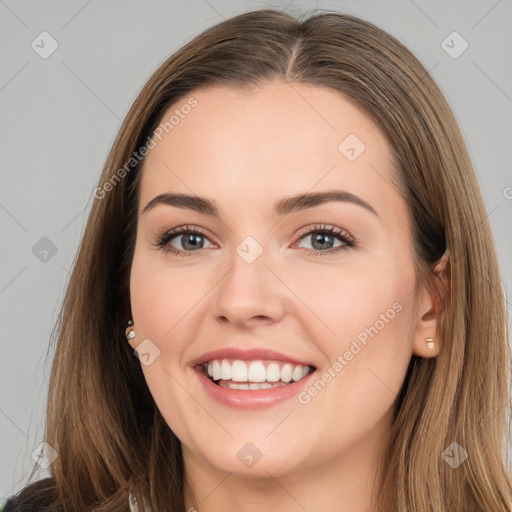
[{"x1": 1, "y1": 0, "x2": 511, "y2": 501}]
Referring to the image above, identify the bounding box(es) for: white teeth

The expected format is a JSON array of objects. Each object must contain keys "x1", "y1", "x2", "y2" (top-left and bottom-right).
[
  {"x1": 292, "y1": 365, "x2": 304, "y2": 382},
  {"x1": 266, "y1": 362, "x2": 281, "y2": 382},
  {"x1": 247, "y1": 361, "x2": 266, "y2": 382},
  {"x1": 221, "y1": 360, "x2": 231, "y2": 380},
  {"x1": 220, "y1": 381, "x2": 286, "y2": 390},
  {"x1": 203, "y1": 358, "x2": 313, "y2": 385},
  {"x1": 249, "y1": 382, "x2": 271, "y2": 390},
  {"x1": 231, "y1": 360, "x2": 248, "y2": 382},
  {"x1": 212, "y1": 360, "x2": 221, "y2": 381},
  {"x1": 280, "y1": 363, "x2": 293, "y2": 383}
]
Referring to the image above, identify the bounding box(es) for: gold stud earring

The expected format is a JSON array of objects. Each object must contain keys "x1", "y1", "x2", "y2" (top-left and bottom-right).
[
  {"x1": 125, "y1": 319, "x2": 135, "y2": 341},
  {"x1": 426, "y1": 337, "x2": 434, "y2": 350}
]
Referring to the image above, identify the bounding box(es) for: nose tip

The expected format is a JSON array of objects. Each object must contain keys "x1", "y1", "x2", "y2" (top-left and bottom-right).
[{"x1": 213, "y1": 254, "x2": 287, "y2": 328}]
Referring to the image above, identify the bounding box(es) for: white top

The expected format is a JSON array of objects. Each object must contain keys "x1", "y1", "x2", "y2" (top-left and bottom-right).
[{"x1": 128, "y1": 489, "x2": 151, "y2": 512}]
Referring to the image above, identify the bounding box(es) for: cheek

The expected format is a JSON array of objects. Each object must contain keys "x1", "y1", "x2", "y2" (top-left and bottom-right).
[
  {"x1": 293, "y1": 281, "x2": 416, "y2": 451},
  {"x1": 128, "y1": 250, "x2": 202, "y2": 419},
  {"x1": 303, "y1": 258, "x2": 417, "y2": 405},
  {"x1": 292, "y1": 253, "x2": 418, "y2": 416},
  {"x1": 292, "y1": 256, "x2": 416, "y2": 348},
  {"x1": 129, "y1": 247, "x2": 209, "y2": 340}
]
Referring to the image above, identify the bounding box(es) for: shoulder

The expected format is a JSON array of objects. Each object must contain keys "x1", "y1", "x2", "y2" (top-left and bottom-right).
[{"x1": 2, "y1": 479, "x2": 55, "y2": 511}]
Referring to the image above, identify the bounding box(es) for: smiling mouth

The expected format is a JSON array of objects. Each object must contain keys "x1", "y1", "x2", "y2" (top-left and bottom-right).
[{"x1": 200, "y1": 358, "x2": 316, "y2": 390}]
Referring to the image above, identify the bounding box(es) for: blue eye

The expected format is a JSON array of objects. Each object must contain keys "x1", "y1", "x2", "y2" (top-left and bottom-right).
[
  {"x1": 294, "y1": 224, "x2": 354, "y2": 256},
  {"x1": 155, "y1": 225, "x2": 213, "y2": 256},
  {"x1": 155, "y1": 223, "x2": 355, "y2": 257}
]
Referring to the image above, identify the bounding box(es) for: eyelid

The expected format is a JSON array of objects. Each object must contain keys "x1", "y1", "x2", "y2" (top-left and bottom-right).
[
  {"x1": 155, "y1": 225, "x2": 217, "y2": 249},
  {"x1": 295, "y1": 223, "x2": 355, "y2": 244}
]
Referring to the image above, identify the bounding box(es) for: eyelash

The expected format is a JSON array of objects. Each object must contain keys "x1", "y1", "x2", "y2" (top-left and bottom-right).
[{"x1": 154, "y1": 223, "x2": 355, "y2": 257}]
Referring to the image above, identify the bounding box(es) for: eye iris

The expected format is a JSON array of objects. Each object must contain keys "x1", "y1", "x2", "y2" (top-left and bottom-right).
[
  {"x1": 181, "y1": 233, "x2": 204, "y2": 250},
  {"x1": 312, "y1": 232, "x2": 334, "y2": 250}
]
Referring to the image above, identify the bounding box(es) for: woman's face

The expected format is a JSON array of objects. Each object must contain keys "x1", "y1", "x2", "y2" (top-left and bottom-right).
[{"x1": 129, "y1": 81, "x2": 435, "y2": 478}]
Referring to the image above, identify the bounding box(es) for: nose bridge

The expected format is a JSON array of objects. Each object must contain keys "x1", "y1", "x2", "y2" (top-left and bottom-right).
[{"x1": 213, "y1": 235, "x2": 286, "y2": 325}]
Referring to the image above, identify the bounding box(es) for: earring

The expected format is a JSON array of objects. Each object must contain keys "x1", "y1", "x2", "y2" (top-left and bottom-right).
[
  {"x1": 125, "y1": 319, "x2": 135, "y2": 340},
  {"x1": 426, "y1": 337, "x2": 434, "y2": 350}
]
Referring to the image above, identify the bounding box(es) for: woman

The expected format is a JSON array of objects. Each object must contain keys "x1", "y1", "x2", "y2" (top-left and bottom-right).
[{"x1": 3, "y1": 7, "x2": 511, "y2": 512}]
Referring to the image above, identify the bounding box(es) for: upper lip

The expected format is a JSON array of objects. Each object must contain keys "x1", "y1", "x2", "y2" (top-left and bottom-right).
[{"x1": 190, "y1": 348, "x2": 316, "y2": 368}]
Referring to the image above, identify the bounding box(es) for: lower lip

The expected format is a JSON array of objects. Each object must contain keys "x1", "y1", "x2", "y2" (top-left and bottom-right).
[{"x1": 192, "y1": 366, "x2": 316, "y2": 410}]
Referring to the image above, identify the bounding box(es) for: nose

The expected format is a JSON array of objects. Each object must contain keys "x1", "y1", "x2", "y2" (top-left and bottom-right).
[{"x1": 213, "y1": 243, "x2": 287, "y2": 328}]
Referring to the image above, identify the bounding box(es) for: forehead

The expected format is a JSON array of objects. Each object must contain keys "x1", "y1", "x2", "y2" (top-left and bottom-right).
[{"x1": 138, "y1": 81, "x2": 402, "y2": 222}]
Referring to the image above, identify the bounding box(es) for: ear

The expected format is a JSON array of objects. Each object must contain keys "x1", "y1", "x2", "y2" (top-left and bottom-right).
[{"x1": 412, "y1": 250, "x2": 449, "y2": 358}]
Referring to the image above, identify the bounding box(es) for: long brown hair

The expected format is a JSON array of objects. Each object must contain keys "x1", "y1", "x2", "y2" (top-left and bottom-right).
[{"x1": 13, "y1": 8, "x2": 511, "y2": 511}]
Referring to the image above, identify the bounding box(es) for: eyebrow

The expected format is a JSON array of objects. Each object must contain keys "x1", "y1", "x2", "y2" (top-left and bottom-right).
[{"x1": 141, "y1": 190, "x2": 378, "y2": 218}]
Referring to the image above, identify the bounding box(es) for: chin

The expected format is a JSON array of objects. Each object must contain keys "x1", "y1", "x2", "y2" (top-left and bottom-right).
[{"x1": 186, "y1": 436, "x2": 309, "y2": 479}]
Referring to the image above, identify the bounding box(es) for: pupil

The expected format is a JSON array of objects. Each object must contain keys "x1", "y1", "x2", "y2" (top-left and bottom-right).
[{"x1": 312, "y1": 232, "x2": 333, "y2": 250}]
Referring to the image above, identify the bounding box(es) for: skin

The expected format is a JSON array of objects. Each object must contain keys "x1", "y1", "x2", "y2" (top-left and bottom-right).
[{"x1": 128, "y1": 81, "x2": 447, "y2": 512}]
